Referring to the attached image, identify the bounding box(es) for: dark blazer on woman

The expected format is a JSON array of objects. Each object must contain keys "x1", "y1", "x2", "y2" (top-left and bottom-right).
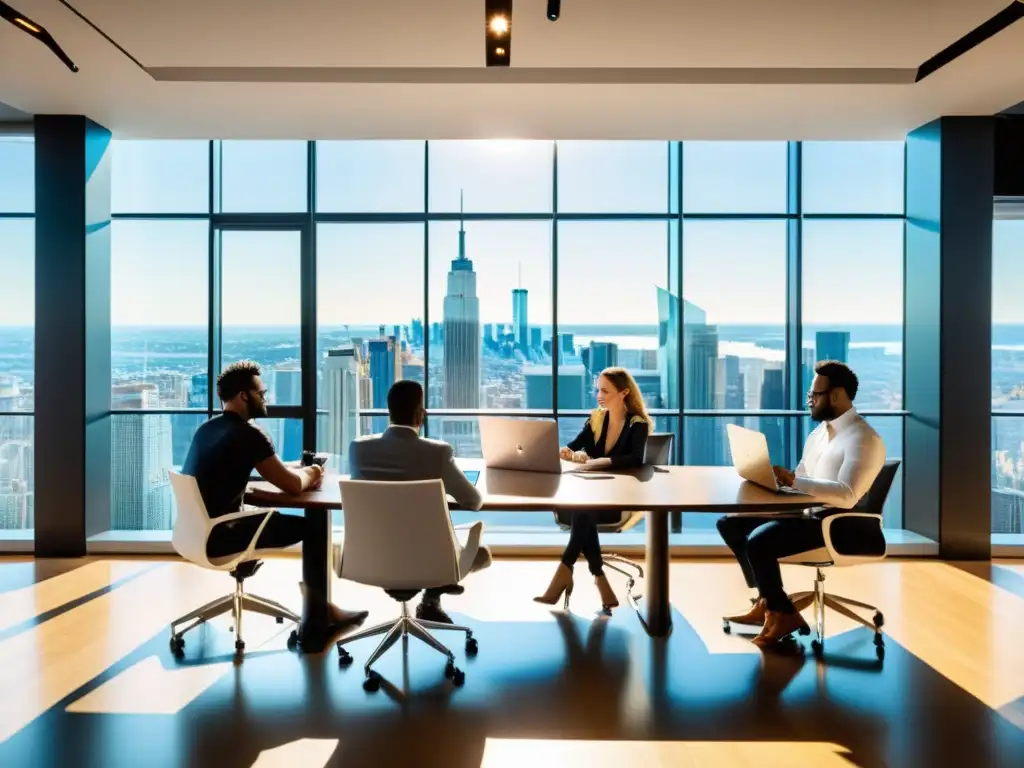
[{"x1": 567, "y1": 408, "x2": 650, "y2": 469}]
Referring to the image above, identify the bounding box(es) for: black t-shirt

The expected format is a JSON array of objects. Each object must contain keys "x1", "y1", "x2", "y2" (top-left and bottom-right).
[{"x1": 182, "y1": 412, "x2": 275, "y2": 518}]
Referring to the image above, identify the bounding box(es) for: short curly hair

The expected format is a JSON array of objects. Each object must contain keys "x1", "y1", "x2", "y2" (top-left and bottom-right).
[
  {"x1": 814, "y1": 360, "x2": 859, "y2": 401},
  {"x1": 217, "y1": 360, "x2": 262, "y2": 402}
]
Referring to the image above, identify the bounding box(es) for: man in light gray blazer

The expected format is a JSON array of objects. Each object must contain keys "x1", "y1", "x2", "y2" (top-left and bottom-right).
[{"x1": 348, "y1": 380, "x2": 490, "y2": 624}]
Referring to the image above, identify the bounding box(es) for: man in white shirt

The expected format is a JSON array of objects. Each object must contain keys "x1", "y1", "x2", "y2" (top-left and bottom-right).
[{"x1": 717, "y1": 361, "x2": 886, "y2": 648}]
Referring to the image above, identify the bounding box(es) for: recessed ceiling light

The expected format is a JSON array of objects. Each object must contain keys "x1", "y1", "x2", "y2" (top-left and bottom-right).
[{"x1": 489, "y1": 15, "x2": 509, "y2": 35}]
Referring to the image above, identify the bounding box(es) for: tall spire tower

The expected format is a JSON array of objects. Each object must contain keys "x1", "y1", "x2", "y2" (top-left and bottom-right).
[
  {"x1": 512, "y1": 260, "x2": 528, "y2": 353},
  {"x1": 443, "y1": 189, "x2": 481, "y2": 409}
]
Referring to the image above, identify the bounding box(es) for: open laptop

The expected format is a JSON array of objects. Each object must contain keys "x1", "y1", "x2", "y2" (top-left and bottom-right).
[
  {"x1": 726, "y1": 424, "x2": 807, "y2": 494},
  {"x1": 479, "y1": 416, "x2": 564, "y2": 474}
]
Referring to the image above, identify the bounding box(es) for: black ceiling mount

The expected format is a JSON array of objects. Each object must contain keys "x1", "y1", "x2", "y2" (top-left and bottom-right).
[
  {"x1": 0, "y1": 0, "x2": 77, "y2": 72},
  {"x1": 916, "y1": 1, "x2": 1024, "y2": 82},
  {"x1": 485, "y1": 0, "x2": 513, "y2": 67}
]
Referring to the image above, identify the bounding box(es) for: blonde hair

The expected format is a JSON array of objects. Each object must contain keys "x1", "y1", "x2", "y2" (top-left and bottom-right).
[{"x1": 599, "y1": 367, "x2": 653, "y2": 428}]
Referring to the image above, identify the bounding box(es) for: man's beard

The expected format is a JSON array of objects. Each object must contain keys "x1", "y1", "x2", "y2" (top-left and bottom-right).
[
  {"x1": 811, "y1": 403, "x2": 836, "y2": 422},
  {"x1": 249, "y1": 402, "x2": 268, "y2": 419}
]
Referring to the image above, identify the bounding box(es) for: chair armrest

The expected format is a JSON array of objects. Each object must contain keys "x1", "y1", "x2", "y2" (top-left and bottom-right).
[
  {"x1": 206, "y1": 508, "x2": 276, "y2": 570},
  {"x1": 452, "y1": 523, "x2": 477, "y2": 531},
  {"x1": 821, "y1": 512, "x2": 883, "y2": 565},
  {"x1": 215, "y1": 506, "x2": 277, "y2": 525}
]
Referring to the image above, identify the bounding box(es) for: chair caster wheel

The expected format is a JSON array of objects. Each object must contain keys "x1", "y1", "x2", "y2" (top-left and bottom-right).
[
  {"x1": 465, "y1": 638, "x2": 478, "y2": 656},
  {"x1": 169, "y1": 636, "x2": 185, "y2": 656},
  {"x1": 451, "y1": 668, "x2": 465, "y2": 687},
  {"x1": 444, "y1": 660, "x2": 457, "y2": 679},
  {"x1": 338, "y1": 648, "x2": 353, "y2": 667},
  {"x1": 811, "y1": 639, "x2": 823, "y2": 658},
  {"x1": 798, "y1": 624, "x2": 810, "y2": 636},
  {"x1": 287, "y1": 630, "x2": 299, "y2": 650},
  {"x1": 235, "y1": 640, "x2": 245, "y2": 653},
  {"x1": 873, "y1": 612, "x2": 884, "y2": 629},
  {"x1": 276, "y1": 616, "x2": 284, "y2": 624},
  {"x1": 363, "y1": 671, "x2": 381, "y2": 692},
  {"x1": 722, "y1": 620, "x2": 731, "y2": 634}
]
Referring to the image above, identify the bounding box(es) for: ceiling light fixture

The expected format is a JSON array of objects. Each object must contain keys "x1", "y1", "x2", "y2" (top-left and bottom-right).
[
  {"x1": 485, "y1": 0, "x2": 513, "y2": 67},
  {"x1": 0, "y1": 0, "x2": 78, "y2": 72},
  {"x1": 547, "y1": 0, "x2": 561, "y2": 22},
  {"x1": 916, "y1": 1, "x2": 1024, "y2": 82}
]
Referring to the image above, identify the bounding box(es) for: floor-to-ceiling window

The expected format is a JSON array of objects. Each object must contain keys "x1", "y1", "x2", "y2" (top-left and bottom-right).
[
  {"x1": 992, "y1": 206, "x2": 1024, "y2": 549},
  {"x1": 0, "y1": 135, "x2": 34, "y2": 545},
  {"x1": 98, "y1": 139, "x2": 909, "y2": 546}
]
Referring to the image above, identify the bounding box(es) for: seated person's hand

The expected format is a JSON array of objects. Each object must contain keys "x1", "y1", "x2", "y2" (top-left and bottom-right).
[
  {"x1": 559, "y1": 446, "x2": 574, "y2": 460},
  {"x1": 308, "y1": 464, "x2": 325, "y2": 490},
  {"x1": 772, "y1": 466, "x2": 796, "y2": 487},
  {"x1": 571, "y1": 450, "x2": 590, "y2": 464}
]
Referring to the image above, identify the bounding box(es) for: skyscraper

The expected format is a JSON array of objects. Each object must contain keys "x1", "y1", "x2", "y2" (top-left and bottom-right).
[
  {"x1": 524, "y1": 365, "x2": 587, "y2": 410},
  {"x1": 759, "y1": 366, "x2": 786, "y2": 464},
  {"x1": 684, "y1": 304, "x2": 720, "y2": 465},
  {"x1": 111, "y1": 383, "x2": 173, "y2": 531},
  {"x1": 530, "y1": 327, "x2": 542, "y2": 352},
  {"x1": 560, "y1": 333, "x2": 575, "y2": 357},
  {"x1": 187, "y1": 373, "x2": 208, "y2": 409},
  {"x1": 657, "y1": 287, "x2": 679, "y2": 410},
  {"x1": 443, "y1": 194, "x2": 481, "y2": 409},
  {"x1": 587, "y1": 342, "x2": 619, "y2": 379},
  {"x1": 323, "y1": 346, "x2": 362, "y2": 466},
  {"x1": 816, "y1": 331, "x2": 851, "y2": 364},
  {"x1": 512, "y1": 286, "x2": 529, "y2": 352},
  {"x1": 368, "y1": 336, "x2": 401, "y2": 409},
  {"x1": 0, "y1": 435, "x2": 32, "y2": 530},
  {"x1": 411, "y1": 319, "x2": 424, "y2": 348},
  {"x1": 274, "y1": 365, "x2": 303, "y2": 460}
]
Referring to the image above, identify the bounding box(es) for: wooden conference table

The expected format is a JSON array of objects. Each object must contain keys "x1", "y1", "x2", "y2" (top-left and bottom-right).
[{"x1": 245, "y1": 459, "x2": 822, "y2": 651}]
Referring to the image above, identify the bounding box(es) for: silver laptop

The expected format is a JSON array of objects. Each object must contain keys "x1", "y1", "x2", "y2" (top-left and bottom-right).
[
  {"x1": 726, "y1": 424, "x2": 806, "y2": 494},
  {"x1": 479, "y1": 416, "x2": 563, "y2": 473}
]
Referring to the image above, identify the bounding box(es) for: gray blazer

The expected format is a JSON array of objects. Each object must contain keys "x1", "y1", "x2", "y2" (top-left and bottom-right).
[{"x1": 348, "y1": 426, "x2": 483, "y2": 511}]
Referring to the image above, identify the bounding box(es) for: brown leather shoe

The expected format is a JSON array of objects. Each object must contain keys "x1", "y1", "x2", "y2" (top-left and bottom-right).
[
  {"x1": 752, "y1": 609, "x2": 810, "y2": 648},
  {"x1": 723, "y1": 597, "x2": 767, "y2": 626}
]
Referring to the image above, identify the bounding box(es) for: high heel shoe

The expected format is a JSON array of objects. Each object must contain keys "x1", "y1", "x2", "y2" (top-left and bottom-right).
[
  {"x1": 534, "y1": 563, "x2": 575, "y2": 609},
  {"x1": 594, "y1": 573, "x2": 619, "y2": 612}
]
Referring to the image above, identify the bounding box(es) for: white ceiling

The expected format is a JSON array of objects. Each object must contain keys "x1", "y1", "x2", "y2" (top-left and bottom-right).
[{"x1": 0, "y1": 0, "x2": 1021, "y2": 138}]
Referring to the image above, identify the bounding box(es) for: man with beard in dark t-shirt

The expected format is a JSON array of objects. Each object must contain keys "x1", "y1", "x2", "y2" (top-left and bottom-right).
[{"x1": 182, "y1": 360, "x2": 367, "y2": 627}]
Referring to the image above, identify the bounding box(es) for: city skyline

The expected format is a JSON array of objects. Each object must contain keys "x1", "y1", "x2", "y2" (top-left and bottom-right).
[{"x1": 2, "y1": 137, "x2": 1020, "y2": 537}]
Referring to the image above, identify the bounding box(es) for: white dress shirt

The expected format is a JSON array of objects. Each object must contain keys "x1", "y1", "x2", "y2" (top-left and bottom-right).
[{"x1": 792, "y1": 407, "x2": 886, "y2": 509}]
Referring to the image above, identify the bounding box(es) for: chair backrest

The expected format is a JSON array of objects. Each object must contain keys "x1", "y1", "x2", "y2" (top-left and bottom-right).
[
  {"x1": 339, "y1": 479, "x2": 462, "y2": 590},
  {"x1": 169, "y1": 471, "x2": 216, "y2": 567},
  {"x1": 852, "y1": 459, "x2": 901, "y2": 515},
  {"x1": 644, "y1": 432, "x2": 674, "y2": 465}
]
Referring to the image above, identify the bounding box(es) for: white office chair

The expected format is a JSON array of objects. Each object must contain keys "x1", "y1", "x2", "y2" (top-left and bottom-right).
[
  {"x1": 168, "y1": 471, "x2": 300, "y2": 657},
  {"x1": 780, "y1": 459, "x2": 900, "y2": 659},
  {"x1": 334, "y1": 479, "x2": 482, "y2": 691},
  {"x1": 553, "y1": 432, "x2": 674, "y2": 609}
]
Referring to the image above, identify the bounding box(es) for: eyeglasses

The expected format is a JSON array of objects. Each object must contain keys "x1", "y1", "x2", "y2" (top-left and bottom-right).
[{"x1": 806, "y1": 387, "x2": 833, "y2": 403}]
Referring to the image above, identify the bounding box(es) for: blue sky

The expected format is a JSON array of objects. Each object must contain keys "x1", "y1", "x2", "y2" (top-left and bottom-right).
[{"x1": 0, "y1": 137, "x2": 921, "y2": 327}]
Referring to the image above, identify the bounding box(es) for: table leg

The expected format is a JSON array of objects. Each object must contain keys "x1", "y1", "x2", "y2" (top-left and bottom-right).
[
  {"x1": 298, "y1": 507, "x2": 332, "y2": 652},
  {"x1": 640, "y1": 510, "x2": 672, "y2": 637}
]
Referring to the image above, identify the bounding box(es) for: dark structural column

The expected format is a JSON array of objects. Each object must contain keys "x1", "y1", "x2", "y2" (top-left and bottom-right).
[
  {"x1": 905, "y1": 117, "x2": 993, "y2": 560},
  {"x1": 34, "y1": 116, "x2": 112, "y2": 556}
]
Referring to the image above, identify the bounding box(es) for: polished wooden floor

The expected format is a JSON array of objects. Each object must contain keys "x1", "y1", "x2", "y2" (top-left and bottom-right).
[{"x1": 0, "y1": 556, "x2": 1022, "y2": 767}]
